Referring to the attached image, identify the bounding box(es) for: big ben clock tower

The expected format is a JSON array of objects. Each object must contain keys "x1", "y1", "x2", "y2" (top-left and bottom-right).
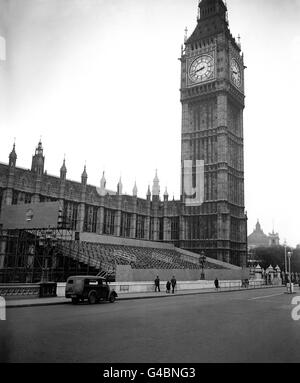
[{"x1": 180, "y1": 0, "x2": 247, "y2": 266}]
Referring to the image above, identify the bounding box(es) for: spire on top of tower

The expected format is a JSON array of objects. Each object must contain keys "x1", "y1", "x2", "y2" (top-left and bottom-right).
[
  {"x1": 81, "y1": 164, "x2": 87, "y2": 185},
  {"x1": 60, "y1": 157, "x2": 67, "y2": 180},
  {"x1": 186, "y1": 0, "x2": 229, "y2": 45},
  {"x1": 133, "y1": 181, "x2": 138, "y2": 197},
  {"x1": 100, "y1": 171, "x2": 106, "y2": 189},
  {"x1": 146, "y1": 185, "x2": 151, "y2": 200},
  {"x1": 164, "y1": 187, "x2": 169, "y2": 202},
  {"x1": 117, "y1": 177, "x2": 123, "y2": 195},
  {"x1": 9, "y1": 141, "x2": 17, "y2": 167},
  {"x1": 198, "y1": 0, "x2": 227, "y2": 17},
  {"x1": 99, "y1": 171, "x2": 106, "y2": 196},
  {"x1": 61, "y1": 157, "x2": 66, "y2": 171},
  {"x1": 36, "y1": 139, "x2": 43, "y2": 155},
  {"x1": 152, "y1": 169, "x2": 160, "y2": 196},
  {"x1": 31, "y1": 139, "x2": 45, "y2": 175}
]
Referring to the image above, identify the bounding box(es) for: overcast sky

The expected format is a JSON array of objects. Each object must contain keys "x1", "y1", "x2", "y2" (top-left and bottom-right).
[{"x1": 0, "y1": 0, "x2": 300, "y2": 247}]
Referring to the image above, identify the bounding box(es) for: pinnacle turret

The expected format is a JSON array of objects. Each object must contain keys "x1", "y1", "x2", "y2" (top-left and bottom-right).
[
  {"x1": 9, "y1": 142, "x2": 17, "y2": 167},
  {"x1": 152, "y1": 170, "x2": 160, "y2": 196},
  {"x1": 81, "y1": 165, "x2": 87, "y2": 185},
  {"x1": 60, "y1": 158, "x2": 67, "y2": 180},
  {"x1": 133, "y1": 181, "x2": 138, "y2": 197},
  {"x1": 146, "y1": 185, "x2": 151, "y2": 201},
  {"x1": 164, "y1": 187, "x2": 169, "y2": 202},
  {"x1": 99, "y1": 172, "x2": 106, "y2": 196},
  {"x1": 117, "y1": 177, "x2": 123, "y2": 195}
]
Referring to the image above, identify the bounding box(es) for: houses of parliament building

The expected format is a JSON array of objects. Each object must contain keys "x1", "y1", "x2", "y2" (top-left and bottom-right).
[{"x1": 0, "y1": 0, "x2": 247, "y2": 267}]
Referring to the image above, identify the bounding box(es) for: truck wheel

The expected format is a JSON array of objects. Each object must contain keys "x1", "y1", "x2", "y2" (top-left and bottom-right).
[
  {"x1": 88, "y1": 292, "x2": 97, "y2": 304},
  {"x1": 72, "y1": 297, "x2": 79, "y2": 305},
  {"x1": 109, "y1": 294, "x2": 115, "y2": 303}
]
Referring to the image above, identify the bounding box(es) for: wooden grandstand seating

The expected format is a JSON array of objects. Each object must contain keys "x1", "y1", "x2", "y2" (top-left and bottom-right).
[{"x1": 56, "y1": 239, "x2": 224, "y2": 273}]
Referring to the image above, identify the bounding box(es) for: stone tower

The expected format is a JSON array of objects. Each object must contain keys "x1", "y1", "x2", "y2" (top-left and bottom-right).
[
  {"x1": 31, "y1": 140, "x2": 45, "y2": 176},
  {"x1": 180, "y1": 0, "x2": 247, "y2": 266}
]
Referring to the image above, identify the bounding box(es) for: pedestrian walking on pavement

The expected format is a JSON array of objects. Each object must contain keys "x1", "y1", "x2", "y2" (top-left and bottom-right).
[
  {"x1": 171, "y1": 276, "x2": 176, "y2": 294},
  {"x1": 154, "y1": 276, "x2": 160, "y2": 292},
  {"x1": 214, "y1": 278, "x2": 219, "y2": 291},
  {"x1": 166, "y1": 280, "x2": 171, "y2": 293}
]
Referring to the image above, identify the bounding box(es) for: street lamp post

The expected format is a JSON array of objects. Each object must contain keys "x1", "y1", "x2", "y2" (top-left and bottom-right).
[
  {"x1": 288, "y1": 251, "x2": 293, "y2": 293},
  {"x1": 284, "y1": 239, "x2": 287, "y2": 282},
  {"x1": 199, "y1": 251, "x2": 206, "y2": 280}
]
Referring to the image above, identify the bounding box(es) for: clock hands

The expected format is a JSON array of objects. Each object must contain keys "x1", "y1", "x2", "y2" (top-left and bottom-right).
[
  {"x1": 230, "y1": 59, "x2": 241, "y2": 86},
  {"x1": 195, "y1": 65, "x2": 206, "y2": 74},
  {"x1": 189, "y1": 55, "x2": 214, "y2": 82}
]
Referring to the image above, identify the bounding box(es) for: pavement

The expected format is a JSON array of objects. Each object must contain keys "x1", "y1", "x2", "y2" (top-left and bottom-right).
[{"x1": 4, "y1": 283, "x2": 289, "y2": 308}]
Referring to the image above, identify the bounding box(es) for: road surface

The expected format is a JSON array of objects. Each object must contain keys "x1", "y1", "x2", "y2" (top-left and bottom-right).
[{"x1": 1, "y1": 287, "x2": 300, "y2": 363}]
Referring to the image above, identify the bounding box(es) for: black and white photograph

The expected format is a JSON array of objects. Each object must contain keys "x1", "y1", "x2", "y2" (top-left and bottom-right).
[{"x1": 0, "y1": 0, "x2": 300, "y2": 371}]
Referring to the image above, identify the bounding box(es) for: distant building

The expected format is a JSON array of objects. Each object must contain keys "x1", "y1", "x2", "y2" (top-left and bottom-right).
[
  {"x1": 248, "y1": 220, "x2": 280, "y2": 249},
  {"x1": 268, "y1": 229, "x2": 280, "y2": 247},
  {"x1": 248, "y1": 221, "x2": 269, "y2": 249}
]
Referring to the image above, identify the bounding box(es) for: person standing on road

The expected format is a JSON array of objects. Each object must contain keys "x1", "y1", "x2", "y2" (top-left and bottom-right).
[
  {"x1": 214, "y1": 278, "x2": 219, "y2": 291},
  {"x1": 166, "y1": 280, "x2": 171, "y2": 293},
  {"x1": 171, "y1": 276, "x2": 176, "y2": 294},
  {"x1": 154, "y1": 276, "x2": 160, "y2": 292}
]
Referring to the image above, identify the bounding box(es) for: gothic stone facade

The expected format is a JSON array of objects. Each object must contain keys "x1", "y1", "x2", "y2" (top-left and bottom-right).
[
  {"x1": 0, "y1": 0, "x2": 247, "y2": 267},
  {"x1": 179, "y1": 0, "x2": 247, "y2": 266},
  {"x1": 0, "y1": 142, "x2": 182, "y2": 246}
]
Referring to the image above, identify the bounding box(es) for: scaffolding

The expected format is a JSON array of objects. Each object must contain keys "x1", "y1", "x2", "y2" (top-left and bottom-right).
[{"x1": 0, "y1": 227, "x2": 102, "y2": 283}]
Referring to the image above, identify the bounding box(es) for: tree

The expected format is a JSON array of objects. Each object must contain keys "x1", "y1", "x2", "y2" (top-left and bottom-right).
[{"x1": 250, "y1": 246, "x2": 300, "y2": 272}]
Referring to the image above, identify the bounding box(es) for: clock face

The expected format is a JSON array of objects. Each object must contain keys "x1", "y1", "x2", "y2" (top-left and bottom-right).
[
  {"x1": 230, "y1": 58, "x2": 242, "y2": 88},
  {"x1": 188, "y1": 55, "x2": 214, "y2": 83}
]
